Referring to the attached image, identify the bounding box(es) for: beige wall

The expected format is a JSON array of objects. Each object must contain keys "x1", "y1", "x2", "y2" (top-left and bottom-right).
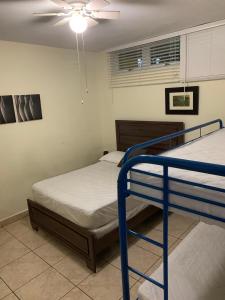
[
  {"x1": 1, "y1": 44, "x2": 225, "y2": 221},
  {"x1": 97, "y1": 53, "x2": 225, "y2": 150},
  {"x1": 0, "y1": 41, "x2": 102, "y2": 221}
]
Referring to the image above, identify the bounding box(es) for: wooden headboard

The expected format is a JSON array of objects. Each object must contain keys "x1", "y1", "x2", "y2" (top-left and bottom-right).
[{"x1": 116, "y1": 120, "x2": 185, "y2": 155}]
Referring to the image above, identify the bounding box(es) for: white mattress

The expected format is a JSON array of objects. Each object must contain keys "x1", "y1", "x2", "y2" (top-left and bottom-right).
[
  {"x1": 32, "y1": 161, "x2": 147, "y2": 231},
  {"x1": 131, "y1": 128, "x2": 225, "y2": 227},
  {"x1": 138, "y1": 222, "x2": 225, "y2": 300}
]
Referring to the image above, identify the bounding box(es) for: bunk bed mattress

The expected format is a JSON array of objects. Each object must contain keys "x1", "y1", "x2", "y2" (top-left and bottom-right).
[
  {"x1": 131, "y1": 128, "x2": 225, "y2": 227},
  {"x1": 32, "y1": 161, "x2": 147, "y2": 230},
  {"x1": 138, "y1": 222, "x2": 225, "y2": 300}
]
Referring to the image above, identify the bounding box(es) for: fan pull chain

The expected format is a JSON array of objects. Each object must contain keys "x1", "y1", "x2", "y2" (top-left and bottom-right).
[
  {"x1": 183, "y1": 34, "x2": 188, "y2": 97},
  {"x1": 75, "y1": 33, "x2": 84, "y2": 104},
  {"x1": 82, "y1": 32, "x2": 89, "y2": 97}
]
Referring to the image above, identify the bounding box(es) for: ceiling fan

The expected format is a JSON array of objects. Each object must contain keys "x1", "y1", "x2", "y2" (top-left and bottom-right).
[{"x1": 33, "y1": 0, "x2": 120, "y2": 33}]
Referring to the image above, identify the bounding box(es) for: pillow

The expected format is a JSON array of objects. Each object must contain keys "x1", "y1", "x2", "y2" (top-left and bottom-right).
[
  {"x1": 118, "y1": 148, "x2": 147, "y2": 167},
  {"x1": 99, "y1": 151, "x2": 125, "y2": 164}
]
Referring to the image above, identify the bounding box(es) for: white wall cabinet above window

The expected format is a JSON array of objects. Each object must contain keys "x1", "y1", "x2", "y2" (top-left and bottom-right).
[{"x1": 181, "y1": 25, "x2": 225, "y2": 81}]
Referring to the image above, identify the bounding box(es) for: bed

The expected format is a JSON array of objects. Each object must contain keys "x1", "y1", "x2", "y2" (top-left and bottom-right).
[
  {"x1": 117, "y1": 119, "x2": 225, "y2": 300},
  {"x1": 138, "y1": 222, "x2": 225, "y2": 300},
  {"x1": 131, "y1": 127, "x2": 225, "y2": 227},
  {"x1": 28, "y1": 120, "x2": 184, "y2": 272}
]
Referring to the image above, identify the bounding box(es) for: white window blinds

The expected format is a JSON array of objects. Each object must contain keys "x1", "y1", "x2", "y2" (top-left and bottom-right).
[{"x1": 109, "y1": 36, "x2": 180, "y2": 88}]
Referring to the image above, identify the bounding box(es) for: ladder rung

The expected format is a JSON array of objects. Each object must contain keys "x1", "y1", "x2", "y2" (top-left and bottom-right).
[
  {"x1": 128, "y1": 266, "x2": 164, "y2": 289},
  {"x1": 128, "y1": 230, "x2": 163, "y2": 248}
]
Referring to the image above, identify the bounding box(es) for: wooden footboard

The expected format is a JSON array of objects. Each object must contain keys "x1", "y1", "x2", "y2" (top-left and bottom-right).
[{"x1": 27, "y1": 199, "x2": 159, "y2": 272}]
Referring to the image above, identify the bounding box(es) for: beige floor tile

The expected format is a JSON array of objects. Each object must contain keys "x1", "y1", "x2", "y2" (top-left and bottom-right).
[
  {"x1": 0, "y1": 252, "x2": 49, "y2": 291},
  {"x1": 15, "y1": 268, "x2": 73, "y2": 300},
  {"x1": 2, "y1": 294, "x2": 18, "y2": 300},
  {"x1": 154, "y1": 213, "x2": 196, "y2": 238},
  {"x1": 34, "y1": 240, "x2": 69, "y2": 266},
  {"x1": 140, "y1": 258, "x2": 162, "y2": 283},
  {"x1": 129, "y1": 281, "x2": 142, "y2": 300},
  {"x1": 4, "y1": 219, "x2": 31, "y2": 238},
  {"x1": 168, "y1": 238, "x2": 182, "y2": 254},
  {"x1": 111, "y1": 244, "x2": 159, "y2": 280},
  {"x1": 4, "y1": 219, "x2": 49, "y2": 251},
  {"x1": 135, "y1": 229, "x2": 178, "y2": 256},
  {"x1": 101, "y1": 243, "x2": 121, "y2": 264},
  {"x1": 0, "y1": 238, "x2": 30, "y2": 269},
  {"x1": 137, "y1": 240, "x2": 183, "y2": 284},
  {"x1": 16, "y1": 230, "x2": 49, "y2": 251},
  {"x1": 101, "y1": 238, "x2": 135, "y2": 259},
  {"x1": 180, "y1": 222, "x2": 198, "y2": 239},
  {"x1": 0, "y1": 229, "x2": 13, "y2": 247},
  {"x1": 61, "y1": 288, "x2": 91, "y2": 300},
  {"x1": 79, "y1": 264, "x2": 136, "y2": 300},
  {"x1": 0, "y1": 278, "x2": 11, "y2": 299},
  {"x1": 138, "y1": 239, "x2": 183, "y2": 285},
  {"x1": 54, "y1": 254, "x2": 91, "y2": 285}
]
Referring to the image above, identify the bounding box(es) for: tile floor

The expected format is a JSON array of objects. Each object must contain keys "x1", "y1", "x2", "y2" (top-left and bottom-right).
[{"x1": 0, "y1": 213, "x2": 198, "y2": 300}]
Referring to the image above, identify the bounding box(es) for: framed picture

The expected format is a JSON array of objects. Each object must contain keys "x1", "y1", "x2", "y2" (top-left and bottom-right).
[
  {"x1": 0, "y1": 95, "x2": 16, "y2": 124},
  {"x1": 165, "y1": 86, "x2": 199, "y2": 115},
  {"x1": 14, "y1": 94, "x2": 42, "y2": 122}
]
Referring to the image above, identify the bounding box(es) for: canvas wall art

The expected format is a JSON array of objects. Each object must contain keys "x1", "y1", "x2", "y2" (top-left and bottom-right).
[
  {"x1": 15, "y1": 94, "x2": 42, "y2": 122},
  {"x1": 0, "y1": 95, "x2": 16, "y2": 124}
]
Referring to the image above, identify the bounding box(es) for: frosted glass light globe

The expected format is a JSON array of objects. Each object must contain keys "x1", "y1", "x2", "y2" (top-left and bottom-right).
[{"x1": 69, "y1": 15, "x2": 88, "y2": 33}]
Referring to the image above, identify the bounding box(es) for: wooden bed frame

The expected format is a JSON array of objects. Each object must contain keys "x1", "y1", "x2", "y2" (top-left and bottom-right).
[{"x1": 27, "y1": 120, "x2": 184, "y2": 272}]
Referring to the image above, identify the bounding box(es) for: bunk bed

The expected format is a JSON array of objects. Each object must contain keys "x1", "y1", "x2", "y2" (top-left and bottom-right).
[
  {"x1": 117, "y1": 119, "x2": 225, "y2": 300},
  {"x1": 28, "y1": 120, "x2": 184, "y2": 272}
]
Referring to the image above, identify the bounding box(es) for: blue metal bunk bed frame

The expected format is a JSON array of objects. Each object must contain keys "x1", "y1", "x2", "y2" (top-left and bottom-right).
[{"x1": 118, "y1": 119, "x2": 225, "y2": 300}]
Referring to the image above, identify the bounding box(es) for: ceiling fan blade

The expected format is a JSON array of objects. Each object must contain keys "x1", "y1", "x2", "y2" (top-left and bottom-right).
[
  {"x1": 69, "y1": 0, "x2": 86, "y2": 6},
  {"x1": 54, "y1": 17, "x2": 71, "y2": 26},
  {"x1": 51, "y1": 0, "x2": 73, "y2": 9},
  {"x1": 33, "y1": 12, "x2": 66, "y2": 17},
  {"x1": 86, "y1": 0, "x2": 110, "y2": 10},
  {"x1": 87, "y1": 17, "x2": 98, "y2": 27},
  {"x1": 92, "y1": 10, "x2": 120, "y2": 20}
]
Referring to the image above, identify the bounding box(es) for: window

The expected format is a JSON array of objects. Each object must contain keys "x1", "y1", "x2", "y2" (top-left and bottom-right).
[
  {"x1": 109, "y1": 36, "x2": 180, "y2": 87},
  {"x1": 150, "y1": 37, "x2": 180, "y2": 66},
  {"x1": 118, "y1": 49, "x2": 143, "y2": 71}
]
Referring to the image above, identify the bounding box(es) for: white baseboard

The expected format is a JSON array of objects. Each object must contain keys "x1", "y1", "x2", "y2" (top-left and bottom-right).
[{"x1": 0, "y1": 209, "x2": 28, "y2": 227}]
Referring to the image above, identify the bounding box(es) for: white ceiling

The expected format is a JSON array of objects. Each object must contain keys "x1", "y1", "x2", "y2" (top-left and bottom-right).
[{"x1": 0, "y1": 0, "x2": 225, "y2": 51}]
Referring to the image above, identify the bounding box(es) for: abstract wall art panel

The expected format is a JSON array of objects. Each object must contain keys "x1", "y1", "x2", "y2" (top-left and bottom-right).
[
  {"x1": 0, "y1": 95, "x2": 16, "y2": 124},
  {"x1": 15, "y1": 94, "x2": 42, "y2": 122}
]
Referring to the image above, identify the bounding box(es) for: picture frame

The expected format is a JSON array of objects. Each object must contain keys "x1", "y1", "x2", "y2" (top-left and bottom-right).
[{"x1": 165, "y1": 86, "x2": 199, "y2": 115}]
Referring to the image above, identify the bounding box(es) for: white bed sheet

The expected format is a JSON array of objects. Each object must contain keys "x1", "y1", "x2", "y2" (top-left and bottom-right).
[
  {"x1": 131, "y1": 128, "x2": 225, "y2": 227},
  {"x1": 32, "y1": 161, "x2": 147, "y2": 230},
  {"x1": 138, "y1": 222, "x2": 225, "y2": 300}
]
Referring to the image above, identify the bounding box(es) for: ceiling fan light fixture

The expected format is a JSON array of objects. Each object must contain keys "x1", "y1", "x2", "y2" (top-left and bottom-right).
[{"x1": 69, "y1": 15, "x2": 88, "y2": 33}]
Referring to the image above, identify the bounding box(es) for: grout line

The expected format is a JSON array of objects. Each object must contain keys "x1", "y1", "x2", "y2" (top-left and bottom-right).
[
  {"x1": 137, "y1": 257, "x2": 162, "y2": 283},
  {"x1": 3, "y1": 227, "x2": 34, "y2": 250},
  {"x1": 11, "y1": 292, "x2": 20, "y2": 300},
  {"x1": 12, "y1": 266, "x2": 52, "y2": 295},
  {"x1": 1, "y1": 219, "x2": 94, "y2": 299},
  {"x1": 30, "y1": 248, "x2": 94, "y2": 299},
  {"x1": 58, "y1": 286, "x2": 94, "y2": 300},
  {"x1": 0, "y1": 275, "x2": 14, "y2": 296},
  {"x1": 1, "y1": 224, "x2": 91, "y2": 298},
  {"x1": 1, "y1": 215, "x2": 196, "y2": 300},
  {"x1": 0, "y1": 250, "x2": 32, "y2": 273},
  {"x1": 3, "y1": 227, "x2": 49, "y2": 252}
]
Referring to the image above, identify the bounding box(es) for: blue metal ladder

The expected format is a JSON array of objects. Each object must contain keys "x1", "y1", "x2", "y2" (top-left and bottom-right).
[{"x1": 118, "y1": 161, "x2": 170, "y2": 300}]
